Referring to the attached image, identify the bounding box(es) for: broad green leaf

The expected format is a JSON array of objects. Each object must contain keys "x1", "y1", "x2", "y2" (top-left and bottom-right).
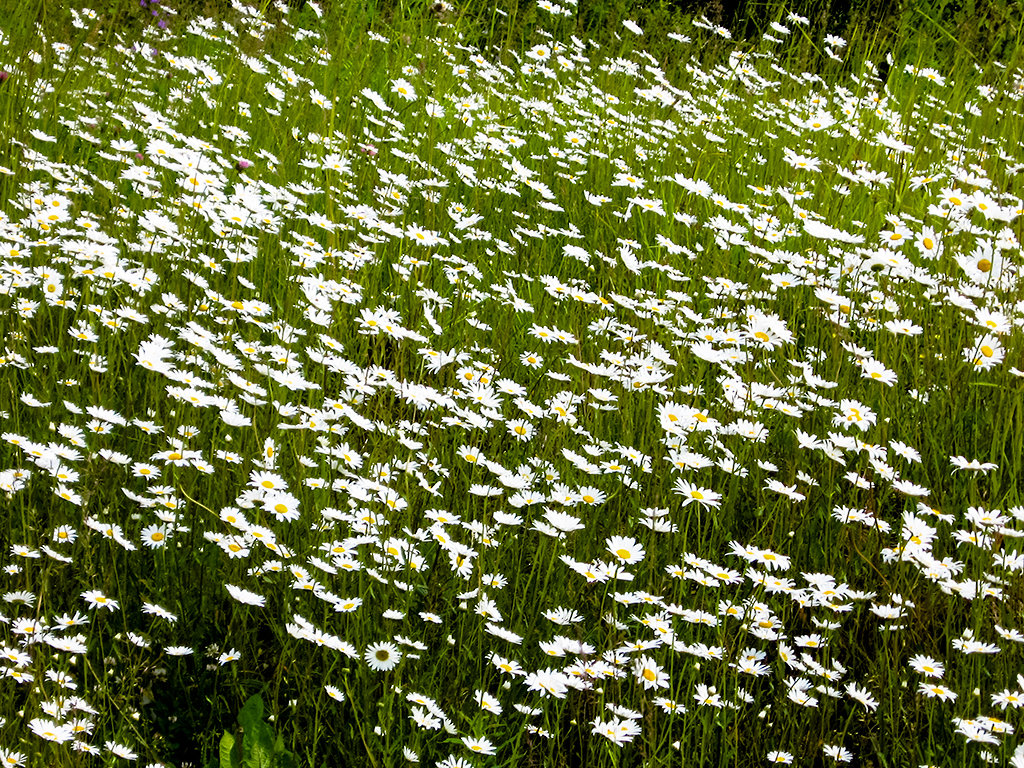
[
  {"x1": 246, "y1": 739, "x2": 273, "y2": 768},
  {"x1": 219, "y1": 732, "x2": 239, "y2": 768},
  {"x1": 237, "y1": 695, "x2": 265, "y2": 732}
]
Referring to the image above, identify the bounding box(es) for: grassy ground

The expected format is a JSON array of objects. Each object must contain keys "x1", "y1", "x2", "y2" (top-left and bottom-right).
[{"x1": 0, "y1": 1, "x2": 1023, "y2": 767}]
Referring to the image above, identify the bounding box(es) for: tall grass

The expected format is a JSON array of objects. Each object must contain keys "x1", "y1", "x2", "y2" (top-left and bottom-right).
[{"x1": 0, "y1": 0, "x2": 1022, "y2": 767}]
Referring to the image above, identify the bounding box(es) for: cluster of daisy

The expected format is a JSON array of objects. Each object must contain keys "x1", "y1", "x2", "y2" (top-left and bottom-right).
[{"x1": 0, "y1": 1, "x2": 1021, "y2": 766}]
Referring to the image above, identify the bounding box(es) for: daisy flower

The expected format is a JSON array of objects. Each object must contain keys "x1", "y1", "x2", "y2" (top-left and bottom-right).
[
  {"x1": 859, "y1": 358, "x2": 897, "y2": 386},
  {"x1": 606, "y1": 536, "x2": 645, "y2": 565},
  {"x1": 633, "y1": 656, "x2": 669, "y2": 689},
  {"x1": 918, "y1": 682, "x2": 957, "y2": 701},
  {"x1": 81, "y1": 590, "x2": 119, "y2": 611},
  {"x1": 104, "y1": 741, "x2": 137, "y2": 760},
  {"x1": 950, "y1": 456, "x2": 997, "y2": 473},
  {"x1": 391, "y1": 79, "x2": 416, "y2": 101},
  {"x1": 461, "y1": 736, "x2": 495, "y2": 756},
  {"x1": 823, "y1": 745, "x2": 853, "y2": 762},
  {"x1": 225, "y1": 584, "x2": 266, "y2": 607},
  {"x1": 908, "y1": 655, "x2": 944, "y2": 678},
  {"x1": 673, "y1": 479, "x2": 722, "y2": 509},
  {"x1": 140, "y1": 524, "x2": 171, "y2": 549},
  {"x1": 325, "y1": 685, "x2": 346, "y2": 702},
  {"x1": 364, "y1": 641, "x2": 402, "y2": 671}
]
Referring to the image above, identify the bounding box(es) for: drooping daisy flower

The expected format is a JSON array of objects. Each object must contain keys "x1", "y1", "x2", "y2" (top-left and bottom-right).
[
  {"x1": 673, "y1": 479, "x2": 722, "y2": 509},
  {"x1": 225, "y1": 584, "x2": 266, "y2": 607},
  {"x1": 950, "y1": 456, "x2": 997, "y2": 473},
  {"x1": 908, "y1": 654, "x2": 945, "y2": 678},
  {"x1": 325, "y1": 685, "x2": 346, "y2": 702}
]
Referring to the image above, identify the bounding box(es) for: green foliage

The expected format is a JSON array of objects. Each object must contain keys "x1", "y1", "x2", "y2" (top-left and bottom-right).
[{"x1": 214, "y1": 696, "x2": 298, "y2": 768}]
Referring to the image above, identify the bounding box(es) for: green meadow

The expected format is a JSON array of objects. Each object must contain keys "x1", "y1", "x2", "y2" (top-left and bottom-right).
[{"x1": 0, "y1": 0, "x2": 1022, "y2": 766}]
